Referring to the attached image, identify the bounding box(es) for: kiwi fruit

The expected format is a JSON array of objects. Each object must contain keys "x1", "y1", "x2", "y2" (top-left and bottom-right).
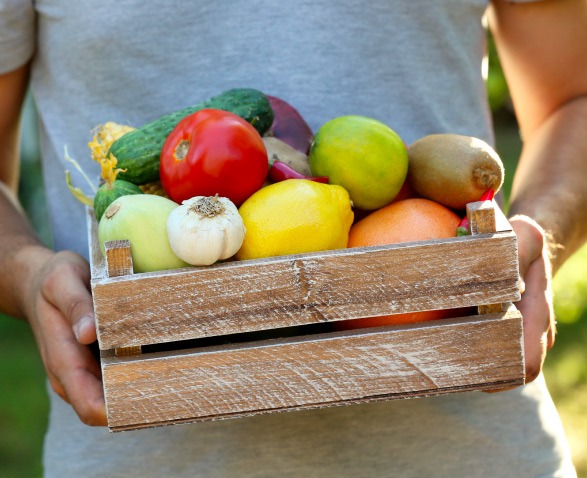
[{"x1": 407, "y1": 133, "x2": 504, "y2": 210}]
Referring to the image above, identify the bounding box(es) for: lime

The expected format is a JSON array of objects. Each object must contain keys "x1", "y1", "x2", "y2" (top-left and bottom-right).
[{"x1": 309, "y1": 115, "x2": 408, "y2": 210}]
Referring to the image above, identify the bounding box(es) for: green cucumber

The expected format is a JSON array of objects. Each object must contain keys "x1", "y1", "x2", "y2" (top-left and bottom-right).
[
  {"x1": 109, "y1": 88, "x2": 274, "y2": 185},
  {"x1": 94, "y1": 179, "x2": 143, "y2": 221}
]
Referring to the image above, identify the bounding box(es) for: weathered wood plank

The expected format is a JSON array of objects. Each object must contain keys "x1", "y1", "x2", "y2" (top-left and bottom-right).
[
  {"x1": 92, "y1": 232, "x2": 520, "y2": 349},
  {"x1": 102, "y1": 308, "x2": 524, "y2": 431}
]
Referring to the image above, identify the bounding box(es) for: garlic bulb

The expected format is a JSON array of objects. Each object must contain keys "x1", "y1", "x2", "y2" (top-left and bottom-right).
[{"x1": 166, "y1": 195, "x2": 246, "y2": 266}]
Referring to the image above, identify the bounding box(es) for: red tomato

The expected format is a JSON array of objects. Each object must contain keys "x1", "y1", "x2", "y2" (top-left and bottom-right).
[{"x1": 160, "y1": 109, "x2": 268, "y2": 205}]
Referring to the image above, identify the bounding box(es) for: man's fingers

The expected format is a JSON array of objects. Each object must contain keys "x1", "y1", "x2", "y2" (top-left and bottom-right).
[
  {"x1": 509, "y1": 215, "x2": 546, "y2": 293},
  {"x1": 515, "y1": 255, "x2": 554, "y2": 383},
  {"x1": 40, "y1": 252, "x2": 97, "y2": 344},
  {"x1": 60, "y1": 364, "x2": 107, "y2": 426},
  {"x1": 38, "y1": 299, "x2": 107, "y2": 426}
]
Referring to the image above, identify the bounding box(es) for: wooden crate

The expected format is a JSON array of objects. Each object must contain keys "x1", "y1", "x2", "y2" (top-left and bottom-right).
[{"x1": 88, "y1": 200, "x2": 524, "y2": 432}]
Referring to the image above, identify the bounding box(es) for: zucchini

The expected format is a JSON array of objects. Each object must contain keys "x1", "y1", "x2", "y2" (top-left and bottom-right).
[
  {"x1": 109, "y1": 88, "x2": 274, "y2": 185},
  {"x1": 94, "y1": 179, "x2": 143, "y2": 221}
]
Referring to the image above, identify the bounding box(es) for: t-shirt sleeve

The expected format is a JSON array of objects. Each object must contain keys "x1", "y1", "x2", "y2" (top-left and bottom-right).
[{"x1": 0, "y1": 0, "x2": 35, "y2": 73}]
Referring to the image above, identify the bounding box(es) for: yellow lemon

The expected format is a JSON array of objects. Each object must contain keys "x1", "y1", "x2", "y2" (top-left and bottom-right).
[
  {"x1": 236, "y1": 179, "x2": 354, "y2": 260},
  {"x1": 309, "y1": 115, "x2": 408, "y2": 211}
]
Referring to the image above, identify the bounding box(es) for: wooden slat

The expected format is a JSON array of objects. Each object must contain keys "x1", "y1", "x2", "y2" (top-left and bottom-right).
[
  {"x1": 92, "y1": 232, "x2": 521, "y2": 349},
  {"x1": 102, "y1": 307, "x2": 524, "y2": 431}
]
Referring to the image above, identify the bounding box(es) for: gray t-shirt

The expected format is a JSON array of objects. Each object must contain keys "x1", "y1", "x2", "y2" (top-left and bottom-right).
[{"x1": 1, "y1": 0, "x2": 576, "y2": 476}]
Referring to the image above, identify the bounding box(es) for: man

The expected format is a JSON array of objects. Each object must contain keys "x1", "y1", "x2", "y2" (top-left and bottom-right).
[{"x1": 1, "y1": 0, "x2": 586, "y2": 476}]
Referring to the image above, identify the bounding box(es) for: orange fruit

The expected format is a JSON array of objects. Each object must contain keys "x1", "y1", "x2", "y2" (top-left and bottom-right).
[
  {"x1": 336, "y1": 198, "x2": 464, "y2": 330},
  {"x1": 348, "y1": 197, "x2": 461, "y2": 247}
]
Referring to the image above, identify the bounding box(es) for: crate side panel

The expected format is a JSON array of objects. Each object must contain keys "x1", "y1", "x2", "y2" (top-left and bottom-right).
[
  {"x1": 94, "y1": 233, "x2": 520, "y2": 349},
  {"x1": 102, "y1": 311, "x2": 523, "y2": 430},
  {"x1": 307, "y1": 233, "x2": 520, "y2": 320}
]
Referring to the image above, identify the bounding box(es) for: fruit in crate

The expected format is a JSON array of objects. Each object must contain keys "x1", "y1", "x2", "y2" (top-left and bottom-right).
[
  {"x1": 236, "y1": 179, "x2": 354, "y2": 260},
  {"x1": 407, "y1": 133, "x2": 504, "y2": 210},
  {"x1": 159, "y1": 109, "x2": 268, "y2": 206},
  {"x1": 348, "y1": 198, "x2": 461, "y2": 246},
  {"x1": 108, "y1": 88, "x2": 274, "y2": 185},
  {"x1": 335, "y1": 198, "x2": 463, "y2": 330},
  {"x1": 308, "y1": 115, "x2": 408, "y2": 211},
  {"x1": 67, "y1": 89, "x2": 511, "y2": 279}
]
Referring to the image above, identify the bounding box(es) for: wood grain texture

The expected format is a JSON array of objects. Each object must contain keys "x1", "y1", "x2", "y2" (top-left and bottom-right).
[
  {"x1": 105, "y1": 240, "x2": 133, "y2": 278},
  {"x1": 102, "y1": 307, "x2": 524, "y2": 431},
  {"x1": 467, "y1": 200, "x2": 497, "y2": 235},
  {"x1": 470, "y1": 200, "x2": 504, "y2": 315},
  {"x1": 115, "y1": 345, "x2": 142, "y2": 357},
  {"x1": 92, "y1": 233, "x2": 520, "y2": 349},
  {"x1": 87, "y1": 204, "x2": 525, "y2": 431}
]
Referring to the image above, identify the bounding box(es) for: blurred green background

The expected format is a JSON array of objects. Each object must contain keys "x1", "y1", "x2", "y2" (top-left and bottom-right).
[{"x1": 1, "y1": 38, "x2": 586, "y2": 477}]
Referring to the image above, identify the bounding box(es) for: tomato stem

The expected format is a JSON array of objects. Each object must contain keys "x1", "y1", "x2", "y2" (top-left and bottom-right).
[{"x1": 174, "y1": 139, "x2": 190, "y2": 161}]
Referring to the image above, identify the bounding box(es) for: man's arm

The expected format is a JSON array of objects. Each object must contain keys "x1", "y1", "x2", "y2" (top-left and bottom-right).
[
  {"x1": 0, "y1": 63, "x2": 106, "y2": 425},
  {"x1": 488, "y1": 0, "x2": 587, "y2": 381}
]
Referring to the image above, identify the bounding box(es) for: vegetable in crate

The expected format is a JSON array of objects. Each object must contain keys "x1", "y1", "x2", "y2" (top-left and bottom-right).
[
  {"x1": 98, "y1": 194, "x2": 189, "y2": 273},
  {"x1": 264, "y1": 95, "x2": 314, "y2": 154},
  {"x1": 268, "y1": 160, "x2": 328, "y2": 184},
  {"x1": 159, "y1": 109, "x2": 269, "y2": 206},
  {"x1": 93, "y1": 156, "x2": 143, "y2": 221},
  {"x1": 263, "y1": 137, "x2": 312, "y2": 177},
  {"x1": 407, "y1": 134, "x2": 504, "y2": 210},
  {"x1": 64, "y1": 121, "x2": 141, "y2": 216},
  {"x1": 167, "y1": 195, "x2": 246, "y2": 266},
  {"x1": 109, "y1": 88, "x2": 274, "y2": 185}
]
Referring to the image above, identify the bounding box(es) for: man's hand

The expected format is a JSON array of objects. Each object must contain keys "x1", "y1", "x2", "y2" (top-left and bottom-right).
[
  {"x1": 509, "y1": 215, "x2": 556, "y2": 384},
  {"x1": 24, "y1": 247, "x2": 107, "y2": 426}
]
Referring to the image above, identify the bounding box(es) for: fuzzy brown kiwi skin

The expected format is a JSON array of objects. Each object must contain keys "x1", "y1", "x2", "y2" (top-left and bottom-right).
[{"x1": 407, "y1": 134, "x2": 504, "y2": 210}]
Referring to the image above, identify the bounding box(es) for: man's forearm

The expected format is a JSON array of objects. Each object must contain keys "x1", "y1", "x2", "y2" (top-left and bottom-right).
[
  {"x1": 508, "y1": 96, "x2": 587, "y2": 272},
  {"x1": 0, "y1": 183, "x2": 53, "y2": 319}
]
